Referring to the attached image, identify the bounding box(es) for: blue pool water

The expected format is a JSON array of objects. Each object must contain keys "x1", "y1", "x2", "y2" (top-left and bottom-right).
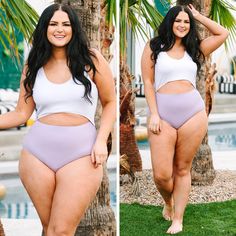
[
  {"x1": 0, "y1": 169, "x2": 116, "y2": 219},
  {"x1": 138, "y1": 122, "x2": 236, "y2": 151}
]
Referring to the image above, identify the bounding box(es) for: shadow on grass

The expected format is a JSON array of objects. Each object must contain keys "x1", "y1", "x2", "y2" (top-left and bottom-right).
[{"x1": 120, "y1": 200, "x2": 236, "y2": 236}]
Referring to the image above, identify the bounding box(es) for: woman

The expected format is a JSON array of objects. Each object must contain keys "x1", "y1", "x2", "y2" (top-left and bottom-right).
[
  {"x1": 141, "y1": 4, "x2": 228, "y2": 234},
  {"x1": 0, "y1": 3, "x2": 116, "y2": 236}
]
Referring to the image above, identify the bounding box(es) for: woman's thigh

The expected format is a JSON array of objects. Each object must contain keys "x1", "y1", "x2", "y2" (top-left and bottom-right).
[
  {"x1": 175, "y1": 110, "x2": 208, "y2": 170},
  {"x1": 19, "y1": 149, "x2": 56, "y2": 226},
  {"x1": 48, "y1": 155, "x2": 103, "y2": 229},
  {"x1": 148, "y1": 120, "x2": 177, "y2": 178}
]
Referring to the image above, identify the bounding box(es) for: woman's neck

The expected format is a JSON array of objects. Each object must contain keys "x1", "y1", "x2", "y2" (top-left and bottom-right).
[
  {"x1": 50, "y1": 47, "x2": 67, "y2": 63},
  {"x1": 173, "y1": 38, "x2": 185, "y2": 50}
]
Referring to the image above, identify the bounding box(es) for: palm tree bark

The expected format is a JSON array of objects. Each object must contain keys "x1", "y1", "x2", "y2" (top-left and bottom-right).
[
  {"x1": 177, "y1": 0, "x2": 216, "y2": 185},
  {"x1": 120, "y1": 59, "x2": 142, "y2": 174},
  {"x1": 0, "y1": 219, "x2": 5, "y2": 236},
  {"x1": 53, "y1": 1, "x2": 116, "y2": 235},
  {"x1": 119, "y1": 1, "x2": 164, "y2": 175}
]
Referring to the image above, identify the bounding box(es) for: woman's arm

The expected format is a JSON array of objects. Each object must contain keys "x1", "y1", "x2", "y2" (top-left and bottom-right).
[
  {"x1": 90, "y1": 49, "x2": 116, "y2": 167},
  {"x1": 188, "y1": 4, "x2": 229, "y2": 56},
  {"x1": 141, "y1": 42, "x2": 161, "y2": 134},
  {"x1": 0, "y1": 66, "x2": 35, "y2": 129}
]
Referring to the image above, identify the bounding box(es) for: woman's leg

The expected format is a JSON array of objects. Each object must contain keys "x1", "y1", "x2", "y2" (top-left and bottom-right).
[
  {"x1": 148, "y1": 120, "x2": 177, "y2": 220},
  {"x1": 19, "y1": 150, "x2": 56, "y2": 234},
  {"x1": 167, "y1": 110, "x2": 208, "y2": 234},
  {"x1": 47, "y1": 156, "x2": 103, "y2": 236}
]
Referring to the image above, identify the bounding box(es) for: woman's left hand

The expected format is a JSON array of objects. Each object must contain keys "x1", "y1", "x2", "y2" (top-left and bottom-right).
[
  {"x1": 91, "y1": 140, "x2": 108, "y2": 168},
  {"x1": 187, "y1": 4, "x2": 200, "y2": 18}
]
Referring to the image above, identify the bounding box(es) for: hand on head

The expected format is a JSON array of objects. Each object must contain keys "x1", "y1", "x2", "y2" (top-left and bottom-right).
[{"x1": 187, "y1": 4, "x2": 200, "y2": 18}]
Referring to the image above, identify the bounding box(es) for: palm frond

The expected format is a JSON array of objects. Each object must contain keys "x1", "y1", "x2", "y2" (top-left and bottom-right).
[
  {"x1": 120, "y1": 0, "x2": 163, "y2": 58},
  {"x1": 209, "y1": 0, "x2": 236, "y2": 51},
  {"x1": 0, "y1": 0, "x2": 38, "y2": 60},
  {"x1": 154, "y1": 0, "x2": 171, "y2": 16},
  {"x1": 105, "y1": 0, "x2": 116, "y2": 28}
]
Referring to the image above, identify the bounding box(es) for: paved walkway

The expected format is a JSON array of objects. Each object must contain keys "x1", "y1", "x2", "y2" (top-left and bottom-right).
[{"x1": 1, "y1": 219, "x2": 42, "y2": 236}]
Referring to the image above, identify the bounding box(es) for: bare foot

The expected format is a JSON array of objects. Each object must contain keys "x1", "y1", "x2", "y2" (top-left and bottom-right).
[
  {"x1": 166, "y1": 220, "x2": 183, "y2": 234},
  {"x1": 162, "y1": 199, "x2": 174, "y2": 221}
]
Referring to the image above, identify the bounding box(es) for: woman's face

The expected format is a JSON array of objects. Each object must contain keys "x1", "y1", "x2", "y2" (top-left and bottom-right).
[
  {"x1": 47, "y1": 10, "x2": 72, "y2": 47},
  {"x1": 172, "y1": 11, "x2": 190, "y2": 39}
]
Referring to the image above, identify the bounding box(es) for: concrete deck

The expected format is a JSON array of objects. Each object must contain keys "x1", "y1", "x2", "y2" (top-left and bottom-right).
[{"x1": 1, "y1": 219, "x2": 42, "y2": 236}]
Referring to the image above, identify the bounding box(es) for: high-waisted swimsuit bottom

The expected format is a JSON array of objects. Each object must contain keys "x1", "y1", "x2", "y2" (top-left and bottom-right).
[
  {"x1": 22, "y1": 121, "x2": 97, "y2": 172},
  {"x1": 155, "y1": 89, "x2": 205, "y2": 129}
]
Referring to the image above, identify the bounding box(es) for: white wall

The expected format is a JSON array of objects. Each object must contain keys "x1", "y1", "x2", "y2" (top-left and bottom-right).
[{"x1": 25, "y1": 0, "x2": 53, "y2": 14}]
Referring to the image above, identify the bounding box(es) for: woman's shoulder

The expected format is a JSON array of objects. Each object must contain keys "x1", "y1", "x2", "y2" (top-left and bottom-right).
[
  {"x1": 143, "y1": 40, "x2": 164, "y2": 58},
  {"x1": 143, "y1": 41, "x2": 153, "y2": 55},
  {"x1": 20, "y1": 64, "x2": 29, "y2": 82}
]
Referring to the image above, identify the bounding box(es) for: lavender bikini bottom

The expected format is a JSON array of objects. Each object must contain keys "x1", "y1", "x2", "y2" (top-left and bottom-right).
[
  {"x1": 22, "y1": 121, "x2": 97, "y2": 172},
  {"x1": 155, "y1": 89, "x2": 205, "y2": 129}
]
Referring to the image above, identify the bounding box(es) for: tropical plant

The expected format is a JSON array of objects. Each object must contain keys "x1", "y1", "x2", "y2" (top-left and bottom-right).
[
  {"x1": 0, "y1": 1, "x2": 38, "y2": 233},
  {"x1": 120, "y1": 0, "x2": 164, "y2": 174},
  {"x1": 0, "y1": 218, "x2": 5, "y2": 236},
  {"x1": 0, "y1": 0, "x2": 38, "y2": 60},
  {"x1": 209, "y1": 0, "x2": 236, "y2": 50},
  {"x1": 120, "y1": 0, "x2": 163, "y2": 59}
]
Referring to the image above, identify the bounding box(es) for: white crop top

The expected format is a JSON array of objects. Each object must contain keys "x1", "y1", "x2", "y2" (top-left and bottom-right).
[
  {"x1": 154, "y1": 51, "x2": 197, "y2": 90},
  {"x1": 33, "y1": 67, "x2": 98, "y2": 125}
]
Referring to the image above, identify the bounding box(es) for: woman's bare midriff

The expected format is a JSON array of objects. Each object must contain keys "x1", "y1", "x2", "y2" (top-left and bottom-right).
[
  {"x1": 38, "y1": 113, "x2": 90, "y2": 126},
  {"x1": 156, "y1": 80, "x2": 195, "y2": 94}
]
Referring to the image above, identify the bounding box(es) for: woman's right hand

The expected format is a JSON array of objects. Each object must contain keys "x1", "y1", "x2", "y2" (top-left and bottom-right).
[
  {"x1": 148, "y1": 113, "x2": 162, "y2": 135},
  {"x1": 187, "y1": 4, "x2": 200, "y2": 19}
]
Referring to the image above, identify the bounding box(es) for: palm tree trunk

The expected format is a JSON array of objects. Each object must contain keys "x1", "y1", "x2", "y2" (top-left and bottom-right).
[
  {"x1": 0, "y1": 219, "x2": 5, "y2": 236},
  {"x1": 177, "y1": 0, "x2": 216, "y2": 185},
  {"x1": 100, "y1": 1, "x2": 115, "y2": 62},
  {"x1": 120, "y1": 59, "x2": 142, "y2": 174},
  {"x1": 53, "y1": 1, "x2": 116, "y2": 235}
]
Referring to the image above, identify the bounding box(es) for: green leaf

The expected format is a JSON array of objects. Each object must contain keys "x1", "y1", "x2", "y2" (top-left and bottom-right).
[
  {"x1": 209, "y1": 0, "x2": 236, "y2": 52},
  {"x1": 105, "y1": 0, "x2": 116, "y2": 27},
  {"x1": 120, "y1": 0, "x2": 163, "y2": 58},
  {"x1": 0, "y1": 0, "x2": 39, "y2": 61}
]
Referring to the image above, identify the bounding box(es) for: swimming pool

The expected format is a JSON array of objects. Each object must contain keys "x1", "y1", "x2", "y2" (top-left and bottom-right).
[
  {"x1": 0, "y1": 169, "x2": 116, "y2": 219},
  {"x1": 138, "y1": 122, "x2": 236, "y2": 151}
]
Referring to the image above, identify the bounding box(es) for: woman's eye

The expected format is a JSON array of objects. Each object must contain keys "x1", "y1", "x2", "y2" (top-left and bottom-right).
[{"x1": 49, "y1": 23, "x2": 57, "y2": 26}]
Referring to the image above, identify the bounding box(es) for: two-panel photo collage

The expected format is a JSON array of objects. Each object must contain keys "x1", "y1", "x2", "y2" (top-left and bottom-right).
[{"x1": 0, "y1": 0, "x2": 236, "y2": 235}]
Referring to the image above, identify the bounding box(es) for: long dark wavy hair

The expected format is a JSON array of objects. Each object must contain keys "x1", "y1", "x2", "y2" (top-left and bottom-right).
[
  {"x1": 150, "y1": 5, "x2": 204, "y2": 72},
  {"x1": 24, "y1": 3, "x2": 96, "y2": 103}
]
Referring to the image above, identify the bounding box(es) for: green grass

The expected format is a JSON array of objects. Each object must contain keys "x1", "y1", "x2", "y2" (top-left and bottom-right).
[{"x1": 120, "y1": 200, "x2": 236, "y2": 236}]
